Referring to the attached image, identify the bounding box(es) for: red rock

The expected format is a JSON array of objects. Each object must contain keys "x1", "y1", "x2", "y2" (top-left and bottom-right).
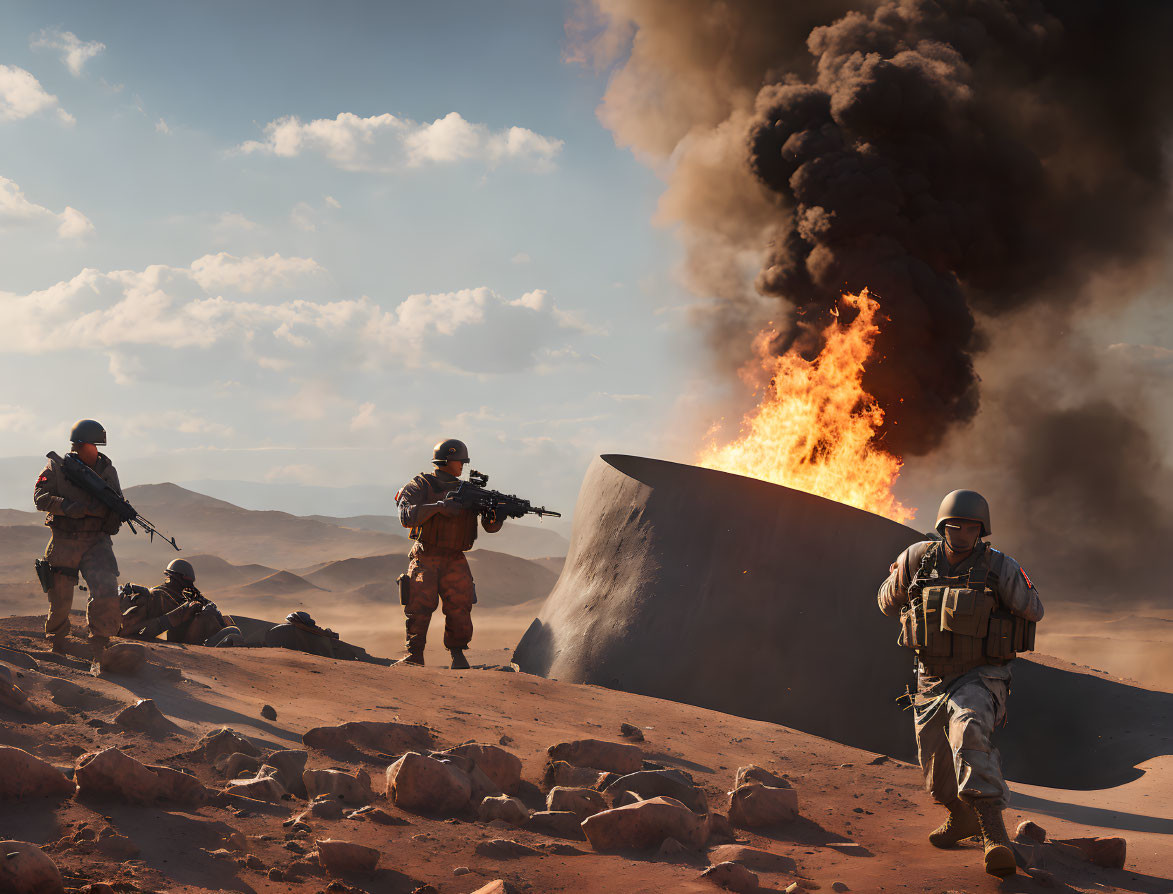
[
  {"x1": 582, "y1": 796, "x2": 708, "y2": 851},
  {"x1": 547, "y1": 738, "x2": 643, "y2": 774},
  {"x1": 0, "y1": 746, "x2": 75, "y2": 799},
  {"x1": 467, "y1": 882, "x2": 521, "y2": 894},
  {"x1": 440, "y1": 743, "x2": 522, "y2": 794},
  {"x1": 97, "y1": 642, "x2": 146, "y2": 675},
  {"x1": 734, "y1": 765, "x2": 790, "y2": 789},
  {"x1": 1055, "y1": 836, "x2": 1127, "y2": 869},
  {"x1": 191, "y1": 728, "x2": 260, "y2": 761},
  {"x1": 701, "y1": 861, "x2": 760, "y2": 892},
  {"x1": 0, "y1": 840, "x2": 65, "y2": 893},
  {"x1": 75, "y1": 748, "x2": 162, "y2": 804},
  {"x1": 113, "y1": 699, "x2": 175, "y2": 735},
  {"x1": 542, "y1": 761, "x2": 607, "y2": 790},
  {"x1": 728, "y1": 783, "x2": 798, "y2": 827},
  {"x1": 302, "y1": 720, "x2": 432, "y2": 755},
  {"x1": 316, "y1": 839, "x2": 380, "y2": 875},
  {"x1": 524, "y1": 810, "x2": 586, "y2": 840},
  {"x1": 548, "y1": 785, "x2": 607, "y2": 819},
  {"x1": 708, "y1": 844, "x2": 794, "y2": 873},
  {"x1": 303, "y1": 768, "x2": 373, "y2": 805},
  {"x1": 227, "y1": 775, "x2": 286, "y2": 802},
  {"x1": 386, "y1": 752, "x2": 471, "y2": 814}
]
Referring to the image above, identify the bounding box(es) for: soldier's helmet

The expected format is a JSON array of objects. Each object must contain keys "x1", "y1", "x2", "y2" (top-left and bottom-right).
[
  {"x1": 287, "y1": 610, "x2": 316, "y2": 627},
  {"x1": 70, "y1": 419, "x2": 106, "y2": 446},
  {"x1": 935, "y1": 489, "x2": 991, "y2": 538},
  {"x1": 165, "y1": 558, "x2": 196, "y2": 583},
  {"x1": 432, "y1": 438, "x2": 470, "y2": 466}
]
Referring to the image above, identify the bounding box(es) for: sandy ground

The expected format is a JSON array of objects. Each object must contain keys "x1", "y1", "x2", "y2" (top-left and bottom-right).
[{"x1": 1, "y1": 612, "x2": 1169, "y2": 894}]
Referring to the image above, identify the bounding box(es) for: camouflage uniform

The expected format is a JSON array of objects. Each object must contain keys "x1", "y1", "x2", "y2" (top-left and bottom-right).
[
  {"x1": 878, "y1": 540, "x2": 1043, "y2": 809},
  {"x1": 396, "y1": 468, "x2": 503, "y2": 653},
  {"x1": 263, "y1": 614, "x2": 375, "y2": 661},
  {"x1": 120, "y1": 579, "x2": 241, "y2": 646},
  {"x1": 33, "y1": 452, "x2": 123, "y2": 642}
]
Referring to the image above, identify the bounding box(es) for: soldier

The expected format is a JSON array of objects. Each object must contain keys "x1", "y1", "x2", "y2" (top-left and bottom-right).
[
  {"x1": 263, "y1": 611, "x2": 384, "y2": 662},
  {"x1": 120, "y1": 558, "x2": 242, "y2": 647},
  {"x1": 33, "y1": 419, "x2": 124, "y2": 657},
  {"x1": 395, "y1": 438, "x2": 504, "y2": 668},
  {"x1": 877, "y1": 490, "x2": 1044, "y2": 878}
]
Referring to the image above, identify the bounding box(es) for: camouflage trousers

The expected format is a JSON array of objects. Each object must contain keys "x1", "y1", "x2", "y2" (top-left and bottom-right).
[
  {"x1": 404, "y1": 544, "x2": 476, "y2": 652},
  {"x1": 42, "y1": 532, "x2": 121, "y2": 640},
  {"x1": 913, "y1": 665, "x2": 1012, "y2": 809}
]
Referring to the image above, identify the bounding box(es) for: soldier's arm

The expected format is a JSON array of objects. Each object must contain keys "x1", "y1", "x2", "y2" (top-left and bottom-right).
[
  {"x1": 397, "y1": 478, "x2": 451, "y2": 527},
  {"x1": 994, "y1": 553, "x2": 1044, "y2": 622},
  {"x1": 33, "y1": 464, "x2": 86, "y2": 517},
  {"x1": 877, "y1": 543, "x2": 927, "y2": 617}
]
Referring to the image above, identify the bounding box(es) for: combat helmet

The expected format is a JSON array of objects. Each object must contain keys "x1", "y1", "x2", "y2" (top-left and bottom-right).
[
  {"x1": 70, "y1": 419, "x2": 106, "y2": 445},
  {"x1": 165, "y1": 558, "x2": 196, "y2": 583},
  {"x1": 432, "y1": 438, "x2": 470, "y2": 466},
  {"x1": 935, "y1": 489, "x2": 991, "y2": 538}
]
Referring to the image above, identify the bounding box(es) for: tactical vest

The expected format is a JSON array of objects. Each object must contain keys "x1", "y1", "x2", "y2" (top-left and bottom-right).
[
  {"x1": 408, "y1": 473, "x2": 478, "y2": 551},
  {"x1": 40, "y1": 454, "x2": 121, "y2": 534},
  {"x1": 898, "y1": 542, "x2": 1036, "y2": 678}
]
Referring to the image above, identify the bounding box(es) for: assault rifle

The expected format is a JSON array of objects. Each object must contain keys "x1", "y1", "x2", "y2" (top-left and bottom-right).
[
  {"x1": 446, "y1": 470, "x2": 561, "y2": 520},
  {"x1": 48, "y1": 451, "x2": 180, "y2": 551}
]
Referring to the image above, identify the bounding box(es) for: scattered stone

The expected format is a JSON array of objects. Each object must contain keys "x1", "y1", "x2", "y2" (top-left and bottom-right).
[
  {"x1": 96, "y1": 828, "x2": 139, "y2": 858},
  {"x1": 0, "y1": 746, "x2": 75, "y2": 799},
  {"x1": 227, "y1": 775, "x2": 287, "y2": 802},
  {"x1": 454, "y1": 866, "x2": 471, "y2": 875},
  {"x1": 303, "y1": 796, "x2": 346, "y2": 820},
  {"x1": 151, "y1": 765, "x2": 209, "y2": 805},
  {"x1": 348, "y1": 806, "x2": 408, "y2": 825},
  {"x1": 1015, "y1": 820, "x2": 1047, "y2": 844},
  {"x1": 97, "y1": 642, "x2": 147, "y2": 675},
  {"x1": 478, "y1": 795, "x2": 530, "y2": 825},
  {"x1": 474, "y1": 838, "x2": 543, "y2": 859},
  {"x1": 75, "y1": 748, "x2": 163, "y2": 804},
  {"x1": 221, "y1": 752, "x2": 262, "y2": 779},
  {"x1": 0, "y1": 840, "x2": 65, "y2": 894},
  {"x1": 261, "y1": 704, "x2": 277, "y2": 721},
  {"x1": 1055, "y1": 836, "x2": 1127, "y2": 869},
  {"x1": 548, "y1": 785, "x2": 607, "y2": 819},
  {"x1": 832, "y1": 883, "x2": 850, "y2": 892},
  {"x1": 524, "y1": 810, "x2": 587, "y2": 840},
  {"x1": 708, "y1": 844, "x2": 794, "y2": 873},
  {"x1": 191, "y1": 728, "x2": 261, "y2": 762},
  {"x1": 542, "y1": 761, "x2": 607, "y2": 790},
  {"x1": 499, "y1": 734, "x2": 513, "y2": 746},
  {"x1": 468, "y1": 883, "x2": 522, "y2": 894},
  {"x1": 728, "y1": 783, "x2": 798, "y2": 828},
  {"x1": 582, "y1": 796, "x2": 709, "y2": 851},
  {"x1": 221, "y1": 829, "x2": 248, "y2": 852},
  {"x1": 701, "y1": 861, "x2": 760, "y2": 892},
  {"x1": 267, "y1": 867, "x2": 285, "y2": 881},
  {"x1": 605, "y1": 769, "x2": 708, "y2": 813},
  {"x1": 113, "y1": 698, "x2": 176, "y2": 736},
  {"x1": 263, "y1": 749, "x2": 309, "y2": 797},
  {"x1": 734, "y1": 765, "x2": 790, "y2": 790},
  {"x1": 784, "y1": 884, "x2": 803, "y2": 894},
  {"x1": 386, "y1": 751, "x2": 472, "y2": 814},
  {"x1": 303, "y1": 720, "x2": 432, "y2": 755},
  {"x1": 317, "y1": 838, "x2": 381, "y2": 875},
  {"x1": 619, "y1": 722, "x2": 645, "y2": 741},
  {"x1": 304, "y1": 768, "x2": 374, "y2": 805},
  {"x1": 547, "y1": 739, "x2": 643, "y2": 774},
  {"x1": 244, "y1": 854, "x2": 266, "y2": 871},
  {"x1": 438, "y1": 755, "x2": 502, "y2": 803},
  {"x1": 440, "y1": 743, "x2": 523, "y2": 794}
]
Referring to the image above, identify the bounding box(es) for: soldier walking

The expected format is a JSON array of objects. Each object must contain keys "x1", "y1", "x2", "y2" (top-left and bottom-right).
[
  {"x1": 395, "y1": 439, "x2": 504, "y2": 668},
  {"x1": 33, "y1": 420, "x2": 124, "y2": 658},
  {"x1": 877, "y1": 490, "x2": 1043, "y2": 878}
]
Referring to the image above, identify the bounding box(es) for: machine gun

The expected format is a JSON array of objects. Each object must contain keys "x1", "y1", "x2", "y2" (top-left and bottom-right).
[
  {"x1": 48, "y1": 451, "x2": 180, "y2": 551},
  {"x1": 446, "y1": 470, "x2": 561, "y2": 520}
]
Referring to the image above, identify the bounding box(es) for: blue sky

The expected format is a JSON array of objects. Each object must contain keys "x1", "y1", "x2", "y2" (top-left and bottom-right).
[{"x1": 0, "y1": 1, "x2": 720, "y2": 521}]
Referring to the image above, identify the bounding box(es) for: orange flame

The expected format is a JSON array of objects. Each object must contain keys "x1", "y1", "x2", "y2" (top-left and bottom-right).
[{"x1": 698, "y1": 289, "x2": 914, "y2": 523}]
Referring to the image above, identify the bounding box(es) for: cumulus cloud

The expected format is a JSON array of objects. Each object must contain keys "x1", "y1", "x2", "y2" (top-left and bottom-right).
[
  {"x1": 0, "y1": 64, "x2": 72, "y2": 123},
  {"x1": 236, "y1": 110, "x2": 562, "y2": 173},
  {"x1": 0, "y1": 176, "x2": 93, "y2": 238},
  {"x1": 30, "y1": 28, "x2": 106, "y2": 76},
  {"x1": 0, "y1": 256, "x2": 598, "y2": 376}
]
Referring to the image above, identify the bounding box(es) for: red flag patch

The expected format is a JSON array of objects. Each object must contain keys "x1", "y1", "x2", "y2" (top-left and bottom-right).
[
  {"x1": 1021, "y1": 567, "x2": 1034, "y2": 589},
  {"x1": 36, "y1": 474, "x2": 48, "y2": 485}
]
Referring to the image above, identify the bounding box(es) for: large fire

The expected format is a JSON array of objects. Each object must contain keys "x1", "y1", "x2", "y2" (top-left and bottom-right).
[{"x1": 698, "y1": 289, "x2": 915, "y2": 523}]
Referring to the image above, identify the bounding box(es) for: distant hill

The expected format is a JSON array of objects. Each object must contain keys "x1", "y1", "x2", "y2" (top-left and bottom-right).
[
  {"x1": 239, "y1": 570, "x2": 325, "y2": 597},
  {"x1": 309, "y1": 513, "x2": 569, "y2": 559}
]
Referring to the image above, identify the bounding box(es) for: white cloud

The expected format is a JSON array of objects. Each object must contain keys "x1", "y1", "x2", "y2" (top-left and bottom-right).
[
  {"x1": 291, "y1": 201, "x2": 316, "y2": 232},
  {"x1": 30, "y1": 28, "x2": 105, "y2": 76},
  {"x1": 511, "y1": 251, "x2": 532, "y2": 265},
  {"x1": 213, "y1": 211, "x2": 260, "y2": 238},
  {"x1": 324, "y1": 195, "x2": 341, "y2": 209},
  {"x1": 237, "y1": 110, "x2": 562, "y2": 173},
  {"x1": 107, "y1": 351, "x2": 144, "y2": 385},
  {"x1": 0, "y1": 64, "x2": 71, "y2": 122},
  {"x1": 0, "y1": 176, "x2": 93, "y2": 239},
  {"x1": 0, "y1": 257, "x2": 598, "y2": 376},
  {"x1": 350, "y1": 401, "x2": 377, "y2": 431},
  {"x1": 155, "y1": 118, "x2": 171, "y2": 134}
]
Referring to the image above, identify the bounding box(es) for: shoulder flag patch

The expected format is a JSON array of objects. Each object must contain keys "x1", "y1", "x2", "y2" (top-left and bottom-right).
[
  {"x1": 1020, "y1": 567, "x2": 1034, "y2": 589},
  {"x1": 36, "y1": 474, "x2": 48, "y2": 485}
]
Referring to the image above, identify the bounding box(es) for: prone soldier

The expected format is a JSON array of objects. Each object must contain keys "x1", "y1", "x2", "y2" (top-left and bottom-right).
[
  {"x1": 32, "y1": 420, "x2": 124, "y2": 657},
  {"x1": 877, "y1": 490, "x2": 1044, "y2": 879},
  {"x1": 119, "y1": 558, "x2": 242, "y2": 647},
  {"x1": 394, "y1": 439, "x2": 504, "y2": 669}
]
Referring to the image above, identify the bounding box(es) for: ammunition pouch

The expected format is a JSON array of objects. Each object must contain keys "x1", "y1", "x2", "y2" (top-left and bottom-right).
[
  {"x1": 397, "y1": 573, "x2": 410, "y2": 606},
  {"x1": 35, "y1": 558, "x2": 78, "y2": 593}
]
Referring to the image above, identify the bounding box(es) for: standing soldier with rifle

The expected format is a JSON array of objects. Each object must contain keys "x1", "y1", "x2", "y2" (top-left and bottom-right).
[
  {"x1": 32, "y1": 420, "x2": 125, "y2": 658},
  {"x1": 395, "y1": 438, "x2": 560, "y2": 669}
]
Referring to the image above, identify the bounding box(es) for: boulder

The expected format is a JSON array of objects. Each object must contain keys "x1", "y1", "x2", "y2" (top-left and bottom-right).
[
  {"x1": 0, "y1": 840, "x2": 65, "y2": 893},
  {"x1": 473, "y1": 839, "x2": 542, "y2": 859},
  {"x1": 348, "y1": 806, "x2": 408, "y2": 825},
  {"x1": 386, "y1": 752, "x2": 471, "y2": 814},
  {"x1": 75, "y1": 748, "x2": 163, "y2": 804},
  {"x1": 316, "y1": 839, "x2": 381, "y2": 875},
  {"x1": 582, "y1": 796, "x2": 709, "y2": 851},
  {"x1": 191, "y1": 728, "x2": 260, "y2": 761},
  {"x1": 261, "y1": 704, "x2": 277, "y2": 720},
  {"x1": 1015, "y1": 820, "x2": 1047, "y2": 844},
  {"x1": 705, "y1": 813, "x2": 737, "y2": 844},
  {"x1": 734, "y1": 765, "x2": 790, "y2": 790},
  {"x1": 97, "y1": 643, "x2": 147, "y2": 675},
  {"x1": 0, "y1": 747, "x2": 75, "y2": 799},
  {"x1": 302, "y1": 797, "x2": 345, "y2": 820},
  {"x1": 221, "y1": 753, "x2": 262, "y2": 779},
  {"x1": 1055, "y1": 836, "x2": 1127, "y2": 869},
  {"x1": 149, "y1": 765, "x2": 208, "y2": 806},
  {"x1": 547, "y1": 786, "x2": 607, "y2": 819},
  {"x1": 702, "y1": 861, "x2": 760, "y2": 892},
  {"x1": 264, "y1": 750, "x2": 309, "y2": 797},
  {"x1": 113, "y1": 699, "x2": 175, "y2": 736},
  {"x1": 605, "y1": 769, "x2": 708, "y2": 813},
  {"x1": 303, "y1": 769, "x2": 373, "y2": 805},
  {"x1": 708, "y1": 845, "x2": 795, "y2": 873},
  {"x1": 227, "y1": 775, "x2": 286, "y2": 802},
  {"x1": 728, "y1": 784, "x2": 798, "y2": 828},
  {"x1": 478, "y1": 795, "x2": 530, "y2": 825},
  {"x1": 657, "y1": 837, "x2": 693, "y2": 860},
  {"x1": 542, "y1": 761, "x2": 607, "y2": 790},
  {"x1": 436, "y1": 755, "x2": 501, "y2": 802},
  {"x1": 303, "y1": 721, "x2": 432, "y2": 755},
  {"x1": 440, "y1": 743, "x2": 523, "y2": 794},
  {"x1": 524, "y1": 810, "x2": 586, "y2": 840},
  {"x1": 547, "y1": 739, "x2": 642, "y2": 774}
]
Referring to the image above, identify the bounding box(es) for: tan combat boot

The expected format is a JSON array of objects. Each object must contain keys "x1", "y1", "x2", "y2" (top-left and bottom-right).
[
  {"x1": 400, "y1": 648, "x2": 425, "y2": 666},
  {"x1": 928, "y1": 798, "x2": 980, "y2": 848},
  {"x1": 449, "y1": 649, "x2": 470, "y2": 670},
  {"x1": 971, "y1": 800, "x2": 1017, "y2": 878}
]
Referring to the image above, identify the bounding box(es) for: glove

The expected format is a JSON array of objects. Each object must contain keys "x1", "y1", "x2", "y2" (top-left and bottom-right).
[
  {"x1": 58, "y1": 498, "x2": 89, "y2": 518},
  {"x1": 434, "y1": 498, "x2": 465, "y2": 518}
]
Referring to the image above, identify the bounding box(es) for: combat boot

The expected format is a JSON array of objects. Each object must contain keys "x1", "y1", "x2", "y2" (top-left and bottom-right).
[
  {"x1": 50, "y1": 634, "x2": 69, "y2": 654},
  {"x1": 971, "y1": 799, "x2": 1017, "y2": 878},
  {"x1": 449, "y1": 649, "x2": 470, "y2": 670},
  {"x1": 400, "y1": 649, "x2": 425, "y2": 666},
  {"x1": 928, "y1": 798, "x2": 980, "y2": 848}
]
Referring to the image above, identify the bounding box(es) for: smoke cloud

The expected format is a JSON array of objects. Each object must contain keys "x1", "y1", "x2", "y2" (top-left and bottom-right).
[{"x1": 574, "y1": 0, "x2": 1173, "y2": 603}]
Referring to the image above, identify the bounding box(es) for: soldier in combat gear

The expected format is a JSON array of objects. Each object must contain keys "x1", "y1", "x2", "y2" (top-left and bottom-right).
[
  {"x1": 33, "y1": 419, "x2": 124, "y2": 658},
  {"x1": 395, "y1": 439, "x2": 504, "y2": 668},
  {"x1": 120, "y1": 558, "x2": 242, "y2": 647},
  {"x1": 878, "y1": 490, "x2": 1043, "y2": 878}
]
